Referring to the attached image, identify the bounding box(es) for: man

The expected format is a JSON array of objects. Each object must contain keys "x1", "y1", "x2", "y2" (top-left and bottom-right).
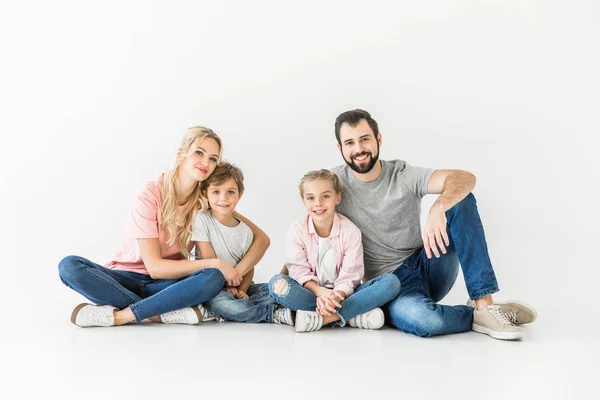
[{"x1": 329, "y1": 109, "x2": 536, "y2": 340}]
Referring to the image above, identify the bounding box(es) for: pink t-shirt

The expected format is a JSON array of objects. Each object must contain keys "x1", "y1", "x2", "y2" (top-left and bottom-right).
[{"x1": 105, "y1": 175, "x2": 193, "y2": 275}]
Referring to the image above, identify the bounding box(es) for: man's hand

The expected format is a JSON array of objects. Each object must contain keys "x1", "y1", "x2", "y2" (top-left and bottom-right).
[
  {"x1": 235, "y1": 290, "x2": 249, "y2": 300},
  {"x1": 423, "y1": 208, "x2": 450, "y2": 259},
  {"x1": 224, "y1": 286, "x2": 239, "y2": 297}
]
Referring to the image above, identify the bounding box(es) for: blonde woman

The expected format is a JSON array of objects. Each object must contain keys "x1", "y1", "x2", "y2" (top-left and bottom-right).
[{"x1": 58, "y1": 127, "x2": 270, "y2": 327}]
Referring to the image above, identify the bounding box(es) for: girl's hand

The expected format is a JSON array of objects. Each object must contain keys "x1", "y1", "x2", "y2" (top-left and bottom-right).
[{"x1": 316, "y1": 288, "x2": 343, "y2": 316}]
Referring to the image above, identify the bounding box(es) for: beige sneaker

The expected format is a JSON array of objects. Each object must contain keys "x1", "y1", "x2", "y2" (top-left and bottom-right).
[
  {"x1": 467, "y1": 299, "x2": 537, "y2": 325},
  {"x1": 472, "y1": 305, "x2": 523, "y2": 340}
]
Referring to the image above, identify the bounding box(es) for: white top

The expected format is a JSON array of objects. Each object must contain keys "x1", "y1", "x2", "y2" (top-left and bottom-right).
[{"x1": 316, "y1": 236, "x2": 337, "y2": 289}]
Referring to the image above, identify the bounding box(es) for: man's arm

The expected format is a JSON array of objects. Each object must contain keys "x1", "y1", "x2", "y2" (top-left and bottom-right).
[
  {"x1": 427, "y1": 169, "x2": 477, "y2": 212},
  {"x1": 424, "y1": 169, "x2": 477, "y2": 259}
]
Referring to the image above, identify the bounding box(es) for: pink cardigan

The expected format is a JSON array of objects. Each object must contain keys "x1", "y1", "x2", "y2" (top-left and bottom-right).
[{"x1": 285, "y1": 212, "x2": 364, "y2": 297}]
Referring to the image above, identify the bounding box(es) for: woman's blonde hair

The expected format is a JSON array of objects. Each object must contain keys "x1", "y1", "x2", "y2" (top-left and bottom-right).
[
  {"x1": 161, "y1": 126, "x2": 223, "y2": 258},
  {"x1": 298, "y1": 169, "x2": 342, "y2": 198}
]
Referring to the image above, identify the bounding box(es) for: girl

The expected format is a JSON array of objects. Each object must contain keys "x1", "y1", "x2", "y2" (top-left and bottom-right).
[
  {"x1": 269, "y1": 169, "x2": 400, "y2": 332},
  {"x1": 58, "y1": 127, "x2": 270, "y2": 327}
]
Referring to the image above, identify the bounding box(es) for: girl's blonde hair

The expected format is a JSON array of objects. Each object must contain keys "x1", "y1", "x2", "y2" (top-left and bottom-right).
[
  {"x1": 161, "y1": 126, "x2": 223, "y2": 258},
  {"x1": 298, "y1": 169, "x2": 342, "y2": 198}
]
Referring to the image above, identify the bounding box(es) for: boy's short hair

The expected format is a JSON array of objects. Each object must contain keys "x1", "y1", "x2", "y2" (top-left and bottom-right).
[{"x1": 201, "y1": 162, "x2": 245, "y2": 193}]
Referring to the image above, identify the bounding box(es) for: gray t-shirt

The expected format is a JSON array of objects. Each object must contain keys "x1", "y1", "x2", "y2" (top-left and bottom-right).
[
  {"x1": 331, "y1": 160, "x2": 435, "y2": 280},
  {"x1": 191, "y1": 211, "x2": 254, "y2": 267}
]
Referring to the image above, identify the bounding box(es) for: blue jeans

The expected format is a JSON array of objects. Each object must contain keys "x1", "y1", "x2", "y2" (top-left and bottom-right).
[
  {"x1": 268, "y1": 273, "x2": 400, "y2": 327},
  {"x1": 204, "y1": 283, "x2": 278, "y2": 323},
  {"x1": 387, "y1": 193, "x2": 499, "y2": 337},
  {"x1": 58, "y1": 256, "x2": 225, "y2": 322}
]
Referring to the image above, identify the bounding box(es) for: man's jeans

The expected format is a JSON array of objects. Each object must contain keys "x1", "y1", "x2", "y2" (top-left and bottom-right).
[
  {"x1": 387, "y1": 193, "x2": 499, "y2": 337},
  {"x1": 58, "y1": 256, "x2": 225, "y2": 322},
  {"x1": 268, "y1": 273, "x2": 400, "y2": 327},
  {"x1": 204, "y1": 283, "x2": 278, "y2": 323}
]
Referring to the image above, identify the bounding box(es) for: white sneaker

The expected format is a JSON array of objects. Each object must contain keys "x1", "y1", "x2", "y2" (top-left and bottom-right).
[
  {"x1": 197, "y1": 304, "x2": 223, "y2": 322},
  {"x1": 347, "y1": 308, "x2": 385, "y2": 330},
  {"x1": 71, "y1": 303, "x2": 116, "y2": 327},
  {"x1": 295, "y1": 310, "x2": 323, "y2": 333},
  {"x1": 273, "y1": 307, "x2": 294, "y2": 326},
  {"x1": 160, "y1": 307, "x2": 202, "y2": 324}
]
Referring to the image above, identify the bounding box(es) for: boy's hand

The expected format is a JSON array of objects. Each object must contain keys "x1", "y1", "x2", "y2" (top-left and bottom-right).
[{"x1": 235, "y1": 290, "x2": 249, "y2": 300}]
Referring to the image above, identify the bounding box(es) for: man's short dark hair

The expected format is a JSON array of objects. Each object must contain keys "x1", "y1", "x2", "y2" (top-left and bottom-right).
[{"x1": 334, "y1": 109, "x2": 379, "y2": 144}]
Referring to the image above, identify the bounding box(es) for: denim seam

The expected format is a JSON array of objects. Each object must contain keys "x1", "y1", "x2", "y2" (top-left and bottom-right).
[
  {"x1": 78, "y1": 259, "x2": 140, "y2": 304},
  {"x1": 268, "y1": 304, "x2": 276, "y2": 323},
  {"x1": 132, "y1": 269, "x2": 212, "y2": 321},
  {"x1": 469, "y1": 286, "x2": 499, "y2": 300}
]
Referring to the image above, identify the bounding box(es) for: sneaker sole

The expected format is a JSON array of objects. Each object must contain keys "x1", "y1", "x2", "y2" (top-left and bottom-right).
[
  {"x1": 496, "y1": 300, "x2": 537, "y2": 324},
  {"x1": 70, "y1": 303, "x2": 92, "y2": 326},
  {"x1": 472, "y1": 323, "x2": 523, "y2": 340}
]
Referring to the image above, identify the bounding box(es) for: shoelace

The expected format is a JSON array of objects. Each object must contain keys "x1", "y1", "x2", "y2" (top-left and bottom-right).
[
  {"x1": 488, "y1": 305, "x2": 513, "y2": 326},
  {"x1": 90, "y1": 308, "x2": 113, "y2": 325},
  {"x1": 162, "y1": 309, "x2": 187, "y2": 323},
  {"x1": 200, "y1": 307, "x2": 224, "y2": 322},
  {"x1": 503, "y1": 309, "x2": 518, "y2": 324}
]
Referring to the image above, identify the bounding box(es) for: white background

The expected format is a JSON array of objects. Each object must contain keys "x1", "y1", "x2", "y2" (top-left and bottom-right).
[{"x1": 1, "y1": 1, "x2": 598, "y2": 399}]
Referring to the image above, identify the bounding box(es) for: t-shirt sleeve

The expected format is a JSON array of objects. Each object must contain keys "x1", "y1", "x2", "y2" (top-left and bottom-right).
[
  {"x1": 191, "y1": 212, "x2": 210, "y2": 242},
  {"x1": 401, "y1": 162, "x2": 436, "y2": 198},
  {"x1": 125, "y1": 185, "x2": 161, "y2": 239}
]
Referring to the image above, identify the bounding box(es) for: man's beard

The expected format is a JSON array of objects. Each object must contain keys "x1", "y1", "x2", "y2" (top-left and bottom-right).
[{"x1": 343, "y1": 145, "x2": 380, "y2": 174}]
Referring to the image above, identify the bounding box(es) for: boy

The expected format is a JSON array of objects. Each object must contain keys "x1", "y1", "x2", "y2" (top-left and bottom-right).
[{"x1": 192, "y1": 162, "x2": 293, "y2": 325}]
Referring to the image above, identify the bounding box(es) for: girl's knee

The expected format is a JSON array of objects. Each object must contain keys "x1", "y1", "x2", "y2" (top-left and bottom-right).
[{"x1": 269, "y1": 274, "x2": 292, "y2": 297}]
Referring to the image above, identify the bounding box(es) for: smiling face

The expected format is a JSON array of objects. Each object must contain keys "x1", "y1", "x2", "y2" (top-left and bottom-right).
[
  {"x1": 205, "y1": 177, "x2": 243, "y2": 218},
  {"x1": 180, "y1": 137, "x2": 221, "y2": 183},
  {"x1": 301, "y1": 178, "x2": 341, "y2": 223},
  {"x1": 337, "y1": 119, "x2": 381, "y2": 174}
]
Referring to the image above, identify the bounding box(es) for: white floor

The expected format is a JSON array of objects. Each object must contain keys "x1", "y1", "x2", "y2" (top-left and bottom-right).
[{"x1": 4, "y1": 302, "x2": 598, "y2": 400}]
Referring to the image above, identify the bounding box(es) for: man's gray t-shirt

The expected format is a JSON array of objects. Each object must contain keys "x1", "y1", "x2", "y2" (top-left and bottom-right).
[
  {"x1": 191, "y1": 211, "x2": 254, "y2": 267},
  {"x1": 331, "y1": 160, "x2": 435, "y2": 280}
]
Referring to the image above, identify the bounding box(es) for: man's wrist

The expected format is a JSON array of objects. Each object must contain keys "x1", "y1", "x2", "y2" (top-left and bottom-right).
[{"x1": 430, "y1": 200, "x2": 446, "y2": 214}]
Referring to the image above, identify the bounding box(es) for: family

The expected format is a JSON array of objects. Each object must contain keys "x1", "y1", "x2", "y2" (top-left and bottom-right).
[{"x1": 58, "y1": 109, "x2": 536, "y2": 340}]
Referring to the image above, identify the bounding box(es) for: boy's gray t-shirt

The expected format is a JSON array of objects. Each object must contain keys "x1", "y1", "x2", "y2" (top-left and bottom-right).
[
  {"x1": 331, "y1": 160, "x2": 435, "y2": 280},
  {"x1": 191, "y1": 211, "x2": 254, "y2": 267}
]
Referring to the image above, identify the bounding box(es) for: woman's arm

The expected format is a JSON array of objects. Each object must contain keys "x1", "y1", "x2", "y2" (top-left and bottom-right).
[
  {"x1": 195, "y1": 241, "x2": 242, "y2": 287},
  {"x1": 138, "y1": 238, "x2": 224, "y2": 280},
  {"x1": 233, "y1": 212, "x2": 270, "y2": 277}
]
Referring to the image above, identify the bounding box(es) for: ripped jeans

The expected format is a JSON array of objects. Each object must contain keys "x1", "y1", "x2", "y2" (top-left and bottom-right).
[{"x1": 268, "y1": 273, "x2": 400, "y2": 327}]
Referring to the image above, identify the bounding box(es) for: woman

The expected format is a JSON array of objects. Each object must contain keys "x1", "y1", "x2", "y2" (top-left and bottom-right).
[{"x1": 58, "y1": 127, "x2": 270, "y2": 327}]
